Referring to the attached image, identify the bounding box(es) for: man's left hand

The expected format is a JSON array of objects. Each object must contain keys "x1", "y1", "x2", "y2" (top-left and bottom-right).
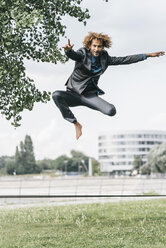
[{"x1": 146, "y1": 51, "x2": 165, "y2": 57}]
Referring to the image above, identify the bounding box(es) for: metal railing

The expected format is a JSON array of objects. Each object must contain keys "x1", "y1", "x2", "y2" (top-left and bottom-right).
[{"x1": 0, "y1": 176, "x2": 166, "y2": 207}]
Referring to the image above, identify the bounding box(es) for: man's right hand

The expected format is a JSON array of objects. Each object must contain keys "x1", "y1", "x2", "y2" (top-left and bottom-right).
[{"x1": 62, "y1": 39, "x2": 74, "y2": 51}]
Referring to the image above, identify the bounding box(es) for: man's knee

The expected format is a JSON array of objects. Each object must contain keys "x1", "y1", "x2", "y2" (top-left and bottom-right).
[
  {"x1": 52, "y1": 91, "x2": 63, "y2": 103},
  {"x1": 108, "y1": 105, "x2": 116, "y2": 116}
]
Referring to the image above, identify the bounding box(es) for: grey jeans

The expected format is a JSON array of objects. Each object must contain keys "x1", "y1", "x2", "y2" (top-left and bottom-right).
[{"x1": 52, "y1": 89, "x2": 116, "y2": 123}]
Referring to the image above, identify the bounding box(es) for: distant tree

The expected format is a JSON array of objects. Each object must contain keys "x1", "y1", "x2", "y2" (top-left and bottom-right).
[
  {"x1": 6, "y1": 161, "x2": 16, "y2": 175},
  {"x1": 0, "y1": 156, "x2": 6, "y2": 170},
  {"x1": 70, "y1": 150, "x2": 89, "y2": 172},
  {"x1": 92, "y1": 159, "x2": 101, "y2": 176},
  {"x1": 13, "y1": 135, "x2": 41, "y2": 174},
  {"x1": 140, "y1": 163, "x2": 151, "y2": 175},
  {"x1": 132, "y1": 155, "x2": 143, "y2": 174},
  {"x1": 0, "y1": 156, "x2": 14, "y2": 174},
  {"x1": 54, "y1": 155, "x2": 69, "y2": 172},
  {"x1": 54, "y1": 150, "x2": 89, "y2": 173},
  {"x1": 38, "y1": 150, "x2": 101, "y2": 174},
  {"x1": 0, "y1": 156, "x2": 14, "y2": 170},
  {"x1": 37, "y1": 158, "x2": 56, "y2": 170},
  {"x1": 23, "y1": 135, "x2": 38, "y2": 173},
  {"x1": 15, "y1": 143, "x2": 25, "y2": 174},
  {"x1": 144, "y1": 142, "x2": 166, "y2": 174}
]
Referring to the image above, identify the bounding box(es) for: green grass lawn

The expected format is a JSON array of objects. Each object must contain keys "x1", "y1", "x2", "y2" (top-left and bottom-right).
[{"x1": 0, "y1": 199, "x2": 166, "y2": 248}]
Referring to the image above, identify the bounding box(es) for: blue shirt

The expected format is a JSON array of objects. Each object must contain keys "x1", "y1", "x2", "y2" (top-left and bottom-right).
[{"x1": 91, "y1": 55, "x2": 102, "y2": 74}]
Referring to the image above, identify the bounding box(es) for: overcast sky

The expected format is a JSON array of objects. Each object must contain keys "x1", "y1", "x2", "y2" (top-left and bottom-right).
[{"x1": 1, "y1": 0, "x2": 166, "y2": 160}]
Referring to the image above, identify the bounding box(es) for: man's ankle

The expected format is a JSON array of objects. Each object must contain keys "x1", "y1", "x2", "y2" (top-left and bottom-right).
[{"x1": 74, "y1": 121, "x2": 81, "y2": 126}]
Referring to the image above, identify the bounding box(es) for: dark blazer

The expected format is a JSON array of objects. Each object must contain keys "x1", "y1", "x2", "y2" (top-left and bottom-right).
[{"x1": 65, "y1": 47, "x2": 146, "y2": 95}]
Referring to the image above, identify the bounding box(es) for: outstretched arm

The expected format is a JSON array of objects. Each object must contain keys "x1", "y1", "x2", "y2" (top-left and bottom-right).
[
  {"x1": 62, "y1": 39, "x2": 83, "y2": 62},
  {"x1": 108, "y1": 51, "x2": 165, "y2": 66},
  {"x1": 146, "y1": 51, "x2": 165, "y2": 58}
]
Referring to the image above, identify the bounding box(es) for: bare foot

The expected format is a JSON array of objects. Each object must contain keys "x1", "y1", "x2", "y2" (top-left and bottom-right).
[{"x1": 74, "y1": 121, "x2": 82, "y2": 140}]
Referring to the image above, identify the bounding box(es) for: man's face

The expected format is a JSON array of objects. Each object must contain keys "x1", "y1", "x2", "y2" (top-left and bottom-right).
[{"x1": 89, "y1": 39, "x2": 104, "y2": 57}]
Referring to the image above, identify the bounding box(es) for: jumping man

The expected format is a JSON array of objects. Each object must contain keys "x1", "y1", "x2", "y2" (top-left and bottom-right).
[{"x1": 52, "y1": 32, "x2": 165, "y2": 140}]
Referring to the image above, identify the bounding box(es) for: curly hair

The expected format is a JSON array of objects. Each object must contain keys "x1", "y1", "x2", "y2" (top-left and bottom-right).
[{"x1": 83, "y1": 32, "x2": 112, "y2": 49}]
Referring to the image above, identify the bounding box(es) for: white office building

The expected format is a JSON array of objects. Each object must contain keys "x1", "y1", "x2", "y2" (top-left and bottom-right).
[{"x1": 98, "y1": 130, "x2": 166, "y2": 174}]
